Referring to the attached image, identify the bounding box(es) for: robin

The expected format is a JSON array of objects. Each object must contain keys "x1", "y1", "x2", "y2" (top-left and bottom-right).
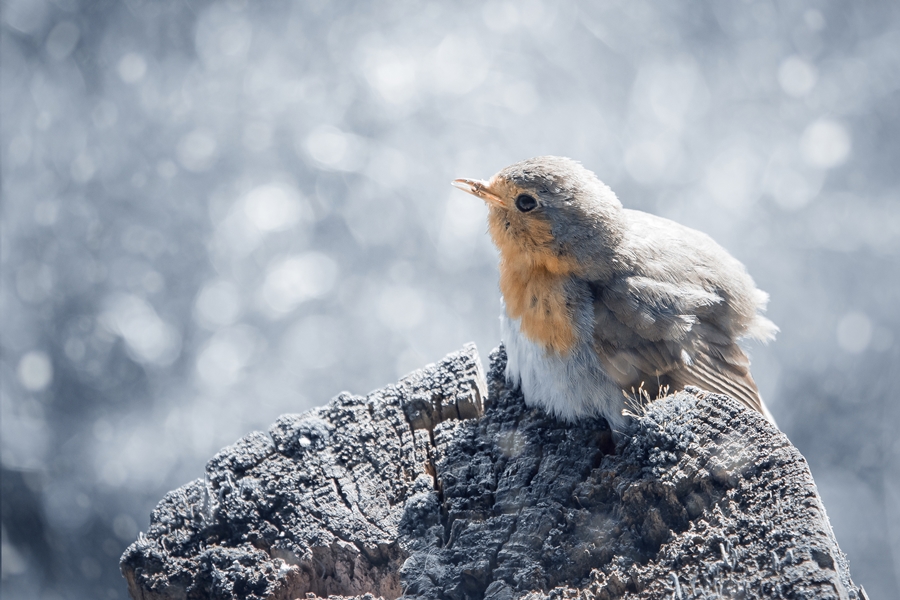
[{"x1": 452, "y1": 156, "x2": 778, "y2": 431}]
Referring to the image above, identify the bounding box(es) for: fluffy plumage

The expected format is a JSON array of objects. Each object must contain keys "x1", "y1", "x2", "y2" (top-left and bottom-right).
[{"x1": 453, "y1": 156, "x2": 778, "y2": 429}]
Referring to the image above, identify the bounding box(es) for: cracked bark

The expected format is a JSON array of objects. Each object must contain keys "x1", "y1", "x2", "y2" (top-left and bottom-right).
[{"x1": 120, "y1": 343, "x2": 865, "y2": 600}]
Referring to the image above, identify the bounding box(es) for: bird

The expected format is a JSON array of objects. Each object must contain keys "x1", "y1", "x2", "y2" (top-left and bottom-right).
[{"x1": 451, "y1": 156, "x2": 778, "y2": 431}]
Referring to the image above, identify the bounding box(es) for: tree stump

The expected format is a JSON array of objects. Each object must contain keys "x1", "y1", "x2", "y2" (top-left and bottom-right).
[{"x1": 121, "y1": 344, "x2": 864, "y2": 600}]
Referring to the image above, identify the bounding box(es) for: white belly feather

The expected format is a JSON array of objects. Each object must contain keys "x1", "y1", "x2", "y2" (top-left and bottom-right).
[{"x1": 500, "y1": 309, "x2": 627, "y2": 431}]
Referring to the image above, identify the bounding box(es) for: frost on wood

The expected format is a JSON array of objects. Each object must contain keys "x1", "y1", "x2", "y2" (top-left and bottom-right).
[{"x1": 121, "y1": 344, "x2": 863, "y2": 600}]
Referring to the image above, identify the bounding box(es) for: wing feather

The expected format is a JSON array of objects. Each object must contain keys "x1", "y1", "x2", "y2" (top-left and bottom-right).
[{"x1": 592, "y1": 274, "x2": 768, "y2": 417}]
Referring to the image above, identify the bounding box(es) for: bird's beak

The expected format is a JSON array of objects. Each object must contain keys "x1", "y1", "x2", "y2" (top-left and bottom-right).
[{"x1": 451, "y1": 178, "x2": 506, "y2": 207}]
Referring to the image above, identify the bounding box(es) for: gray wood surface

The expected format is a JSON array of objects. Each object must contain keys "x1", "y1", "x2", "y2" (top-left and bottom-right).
[{"x1": 121, "y1": 344, "x2": 863, "y2": 599}]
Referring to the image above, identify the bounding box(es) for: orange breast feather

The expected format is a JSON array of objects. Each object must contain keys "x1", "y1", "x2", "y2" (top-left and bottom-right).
[{"x1": 490, "y1": 213, "x2": 580, "y2": 356}]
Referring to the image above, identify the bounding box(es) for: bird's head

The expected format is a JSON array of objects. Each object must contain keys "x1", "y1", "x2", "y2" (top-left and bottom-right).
[{"x1": 452, "y1": 156, "x2": 625, "y2": 279}]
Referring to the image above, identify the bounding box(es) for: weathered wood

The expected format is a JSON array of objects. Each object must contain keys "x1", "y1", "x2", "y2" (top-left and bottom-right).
[{"x1": 121, "y1": 344, "x2": 863, "y2": 599}]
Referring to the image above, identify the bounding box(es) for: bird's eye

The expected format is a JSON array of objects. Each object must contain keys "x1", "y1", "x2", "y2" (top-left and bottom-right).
[{"x1": 515, "y1": 194, "x2": 538, "y2": 212}]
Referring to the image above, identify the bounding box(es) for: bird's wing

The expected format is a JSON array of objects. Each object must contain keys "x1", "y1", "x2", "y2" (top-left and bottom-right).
[
  {"x1": 667, "y1": 329, "x2": 765, "y2": 414},
  {"x1": 592, "y1": 276, "x2": 765, "y2": 414}
]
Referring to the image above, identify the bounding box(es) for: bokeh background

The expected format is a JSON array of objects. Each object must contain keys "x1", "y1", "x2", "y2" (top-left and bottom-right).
[{"x1": 2, "y1": 0, "x2": 898, "y2": 597}]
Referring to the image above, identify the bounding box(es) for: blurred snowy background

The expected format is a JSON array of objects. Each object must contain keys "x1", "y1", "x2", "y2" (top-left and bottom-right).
[{"x1": 1, "y1": 0, "x2": 898, "y2": 598}]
